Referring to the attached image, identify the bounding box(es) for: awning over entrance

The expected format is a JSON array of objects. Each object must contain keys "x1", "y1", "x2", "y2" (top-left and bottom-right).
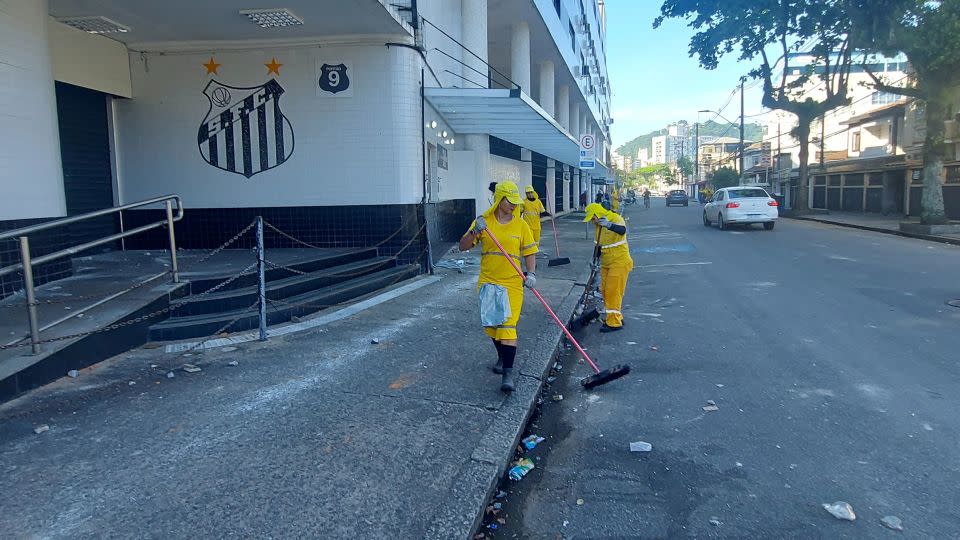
[{"x1": 425, "y1": 87, "x2": 600, "y2": 170}]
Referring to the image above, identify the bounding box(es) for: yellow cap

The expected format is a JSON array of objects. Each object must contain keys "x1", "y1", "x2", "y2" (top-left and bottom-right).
[
  {"x1": 525, "y1": 185, "x2": 535, "y2": 193},
  {"x1": 495, "y1": 181, "x2": 522, "y2": 205},
  {"x1": 583, "y1": 202, "x2": 608, "y2": 222}
]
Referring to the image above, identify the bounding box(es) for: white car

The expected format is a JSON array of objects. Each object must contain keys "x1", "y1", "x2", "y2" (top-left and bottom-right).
[{"x1": 703, "y1": 187, "x2": 779, "y2": 230}]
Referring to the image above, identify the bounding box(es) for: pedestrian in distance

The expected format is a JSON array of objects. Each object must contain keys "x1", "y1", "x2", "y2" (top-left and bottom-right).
[
  {"x1": 459, "y1": 181, "x2": 539, "y2": 392},
  {"x1": 579, "y1": 190, "x2": 588, "y2": 211},
  {"x1": 583, "y1": 202, "x2": 633, "y2": 333},
  {"x1": 522, "y1": 185, "x2": 547, "y2": 247}
]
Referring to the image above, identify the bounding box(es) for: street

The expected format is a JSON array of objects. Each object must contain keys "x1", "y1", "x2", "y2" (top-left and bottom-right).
[{"x1": 496, "y1": 200, "x2": 960, "y2": 538}]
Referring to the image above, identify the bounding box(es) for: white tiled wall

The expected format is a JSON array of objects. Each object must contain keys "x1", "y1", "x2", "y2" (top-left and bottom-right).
[{"x1": 116, "y1": 42, "x2": 423, "y2": 208}]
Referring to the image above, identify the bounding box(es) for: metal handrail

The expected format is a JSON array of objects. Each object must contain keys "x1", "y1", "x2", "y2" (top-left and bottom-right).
[
  {"x1": 0, "y1": 194, "x2": 183, "y2": 354},
  {"x1": 0, "y1": 195, "x2": 183, "y2": 279}
]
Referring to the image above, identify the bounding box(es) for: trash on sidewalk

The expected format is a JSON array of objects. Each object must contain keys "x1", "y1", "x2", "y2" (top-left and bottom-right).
[
  {"x1": 630, "y1": 441, "x2": 653, "y2": 452},
  {"x1": 67, "y1": 370, "x2": 79, "y2": 378},
  {"x1": 522, "y1": 435, "x2": 546, "y2": 450},
  {"x1": 166, "y1": 371, "x2": 175, "y2": 379},
  {"x1": 703, "y1": 399, "x2": 719, "y2": 412},
  {"x1": 881, "y1": 515, "x2": 903, "y2": 531},
  {"x1": 508, "y1": 458, "x2": 535, "y2": 481},
  {"x1": 370, "y1": 338, "x2": 380, "y2": 345},
  {"x1": 552, "y1": 394, "x2": 564, "y2": 402},
  {"x1": 822, "y1": 501, "x2": 856, "y2": 521},
  {"x1": 221, "y1": 346, "x2": 238, "y2": 353},
  {"x1": 33, "y1": 424, "x2": 50, "y2": 434},
  {"x1": 182, "y1": 364, "x2": 202, "y2": 373},
  {"x1": 576, "y1": 498, "x2": 584, "y2": 506},
  {"x1": 495, "y1": 490, "x2": 507, "y2": 499},
  {"x1": 709, "y1": 517, "x2": 722, "y2": 526},
  {"x1": 227, "y1": 360, "x2": 239, "y2": 366},
  {"x1": 650, "y1": 345, "x2": 659, "y2": 352}
]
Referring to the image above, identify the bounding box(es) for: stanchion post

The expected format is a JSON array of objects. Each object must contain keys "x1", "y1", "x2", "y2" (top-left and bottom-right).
[
  {"x1": 256, "y1": 216, "x2": 267, "y2": 341},
  {"x1": 19, "y1": 237, "x2": 41, "y2": 355}
]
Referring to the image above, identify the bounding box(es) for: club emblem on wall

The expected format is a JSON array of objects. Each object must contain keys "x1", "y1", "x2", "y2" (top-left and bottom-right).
[
  {"x1": 197, "y1": 79, "x2": 295, "y2": 178},
  {"x1": 318, "y1": 63, "x2": 350, "y2": 94}
]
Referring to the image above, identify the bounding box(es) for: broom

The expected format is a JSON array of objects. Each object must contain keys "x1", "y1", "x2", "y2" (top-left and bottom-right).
[
  {"x1": 482, "y1": 227, "x2": 630, "y2": 389},
  {"x1": 568, "y1": 226, "x2": 602, "y2": 332},
  {"x1": 546, "y1": 215, "x2": 570, "y2": 267}
]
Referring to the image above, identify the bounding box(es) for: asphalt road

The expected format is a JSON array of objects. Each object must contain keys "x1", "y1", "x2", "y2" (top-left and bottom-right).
[{"x1": 494, "y1": 199, "x2": 960, "y2": 539}]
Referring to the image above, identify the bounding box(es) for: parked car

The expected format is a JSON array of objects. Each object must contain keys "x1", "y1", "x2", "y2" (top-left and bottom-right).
[
  {"x1": 665, "y1": 190, "x2": 688, "y2": 207},
  {"x1": 703, "y1": 187, "x2": 779, "y2": 230}
]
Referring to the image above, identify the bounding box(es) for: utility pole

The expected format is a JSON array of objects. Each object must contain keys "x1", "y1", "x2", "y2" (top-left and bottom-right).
[
  {"x1": 739, "y1": 80, "x2": 745, "y2": 176},
  {"x1": 695, "y1": 121, "x2": 700, "y2": 197},
  {"x1": 819, "y1": 115, "x2": 826, "y2": 168}
]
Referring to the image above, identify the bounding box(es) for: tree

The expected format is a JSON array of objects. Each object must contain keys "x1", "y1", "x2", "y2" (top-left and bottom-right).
[
  {"x1": 656, "y1": 0, "x2": 858, "y2": 212},
  {"x1": 677, "y1": 156, "x2": 695, "y2": 183},
  {"x1": 852, "y1": 0, "x2": 960, "y2": 224},
  {"x1": 711, "y1": 167, "x2": 741, "y2": 189}
]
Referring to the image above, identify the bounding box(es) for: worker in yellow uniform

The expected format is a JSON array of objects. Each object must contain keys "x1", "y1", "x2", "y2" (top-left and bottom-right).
[
  {"x1": 522, "y1": 185, "x2": 546, "y2": 247},
  {"x1": 583, "y1": 202, "x2": 633, "y2": 332},
  {"x1": 459, "y1": 181, "x2": 539, "y2": 392},
  {"x1": 611, "y1": 188, "x2": 621, "y2": 212}
]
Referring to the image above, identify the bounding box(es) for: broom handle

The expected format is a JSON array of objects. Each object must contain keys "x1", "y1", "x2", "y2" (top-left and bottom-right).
[
  {"x1": 550, "y1": 215, "x2": 562, "y2": 258},
  {"x1": 482, "y1": 227, "x2": 602, "y2": 375}
]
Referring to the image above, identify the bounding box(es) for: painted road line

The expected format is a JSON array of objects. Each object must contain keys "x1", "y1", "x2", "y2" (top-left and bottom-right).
[
  {"x1": 164, "y1": 276, "x2": 442, "y2": 353},
  {"x1": 635, "y1": 262, "x2": 713, "y2": 269}
]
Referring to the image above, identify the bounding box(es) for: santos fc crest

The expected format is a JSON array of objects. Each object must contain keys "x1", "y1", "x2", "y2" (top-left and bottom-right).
[{"x1": 197, "y1": 79, "x2": 295, "y2": 178}]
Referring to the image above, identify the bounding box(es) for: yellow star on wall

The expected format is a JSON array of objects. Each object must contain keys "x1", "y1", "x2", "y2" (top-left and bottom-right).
[
  {"x1": 265, "y1": 57, "x2": 283, "y2": 76},
  {"x1": 202, "y1": 57, "x2": 221, "y2": 75}
]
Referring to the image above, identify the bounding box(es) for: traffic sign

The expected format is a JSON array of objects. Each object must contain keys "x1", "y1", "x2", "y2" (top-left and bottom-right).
[{"x1": 579, "y1": 159, "x2": 596, "y2": 169}]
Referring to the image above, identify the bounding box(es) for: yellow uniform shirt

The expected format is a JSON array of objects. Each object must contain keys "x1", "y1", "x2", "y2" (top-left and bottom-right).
[
  {"x1": 522, "y1": 199, "x2": 545, "y2": 232},
  {"x1": 597, "y1": 213, "x2": 632, "y2": 268},
  {"x1": 471, "y1": 216, "x2": 539, "y2": 290}
]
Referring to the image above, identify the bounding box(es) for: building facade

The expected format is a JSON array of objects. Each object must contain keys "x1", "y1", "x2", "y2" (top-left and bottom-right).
[{"x1": 1, "y1": 0, "x2": 613, "y2": 294}]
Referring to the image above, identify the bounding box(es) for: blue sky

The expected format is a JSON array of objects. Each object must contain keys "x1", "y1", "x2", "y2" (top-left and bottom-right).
[{"x1": 605, "y1": 1, "x2": 766, "y2": 147}]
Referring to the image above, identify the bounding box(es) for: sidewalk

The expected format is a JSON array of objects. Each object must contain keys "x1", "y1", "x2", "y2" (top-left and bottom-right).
[
  {"x1": 0, "y1": 215, "x2": 596, "y2": 539},
  {"x1": 790, "y1": 211, "x2": 960, "y2": 245}
]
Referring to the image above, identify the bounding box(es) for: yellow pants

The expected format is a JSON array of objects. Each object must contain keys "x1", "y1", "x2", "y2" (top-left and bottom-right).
[
  {"x1": 483, "y1": 284, "x2": 523, "y2": 340},
  {"x1": 529, "y1": 224, "x2": 542, "y2": 245},
  {"x1": 600, "y1": 265, "x2": 631, "y2": 327}
]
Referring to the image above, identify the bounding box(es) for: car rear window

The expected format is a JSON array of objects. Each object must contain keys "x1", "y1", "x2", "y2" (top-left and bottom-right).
[
  {"x1": 670, "y1": 191, "x2": 686, "y2": 196},
  {"x1": 727, "y1": 188, "x2": 769, "y2": 199}
]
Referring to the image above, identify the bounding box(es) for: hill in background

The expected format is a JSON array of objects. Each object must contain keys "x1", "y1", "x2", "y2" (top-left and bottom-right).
[{"x1": 615, "y1": 120, "x2": 766, "y2": 159}]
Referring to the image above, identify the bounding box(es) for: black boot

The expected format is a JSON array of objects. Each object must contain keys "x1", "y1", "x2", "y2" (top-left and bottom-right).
[
  {"x1": 491, "y1": 340, "x2": 504, "y2": 374},
  {"x1": 500, "y1": 368, "x2": 516, "y2": 392}
]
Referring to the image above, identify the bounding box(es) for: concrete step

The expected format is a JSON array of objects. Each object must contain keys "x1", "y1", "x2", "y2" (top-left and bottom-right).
[
  {"x1": 185, "y1": 247, "x2": 380, "y2": 294},
  {"x1": 171, "y1": 256, "x2": 398, "y2": 317},
  {"x1": 149, "y1": 265, "x2": 420, "y2": 341}
]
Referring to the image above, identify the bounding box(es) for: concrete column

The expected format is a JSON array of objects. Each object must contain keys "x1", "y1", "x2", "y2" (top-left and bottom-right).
[
  {"x1": 569, "y1": 103, "x2": 580, "y2": 138},
  {"x1": 557, "y1": 85, "x2": 570, "y2": 131},
  {"x1": 520, "y1": 148, "x2": 533, "y2": 193},
  {"x1": 562, "y1": 166, "x2": 571, "y2": 212},
  {"x1": 545, "y1": 159, "x2": 556, "y2": 215},
  {"x1": 460, "y1": 0, "x2": 490, "y2": 211},
  {"x1": 510, "y1": 23, "x2": 531, "y2": 93},
  {"x1": 579, "y1": 112, "x2": 588, "y2": 141},
  {"x1": 0, "y1": 0, "x2": 66, "y2": 220},
  {"x1": 460, "y1": 0, "x2": 488, "y2": 87},
  {"x1": 538, "y1": 61, "x2": 555, "y2": 117}
]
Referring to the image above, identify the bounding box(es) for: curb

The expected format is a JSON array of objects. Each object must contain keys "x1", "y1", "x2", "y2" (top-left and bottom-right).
[
  {"x1": 790, "y1": 216, "x2": 960, "y2": 246},
  {"x1": 423, "y1": 260, "x2": 594, "y2": 540}
]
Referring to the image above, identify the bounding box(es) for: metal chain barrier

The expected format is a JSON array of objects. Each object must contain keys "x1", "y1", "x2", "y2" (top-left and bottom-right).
[
  {"x1": 0, "y1": 270, "x2": 171, "y2": 309},
  {"x1": 180, "y1": 219, "x2": 258, "y2": 270},
  {"x1": 0, "y1": 262, "x2": 257, "y2": 351},
  {"x1": 262, "y1": 215, "x2": 419, "y2": 251}
]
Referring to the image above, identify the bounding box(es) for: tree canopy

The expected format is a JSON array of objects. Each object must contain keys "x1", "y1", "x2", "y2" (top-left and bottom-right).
[{"x1": 710, "y1": 167, "x2": 741, "y2": 189}]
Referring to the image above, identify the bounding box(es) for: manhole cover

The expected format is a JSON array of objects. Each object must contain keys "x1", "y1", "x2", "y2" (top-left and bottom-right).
[{"x1": 948, "y1": 299, "x2": 960, "y2": 308}]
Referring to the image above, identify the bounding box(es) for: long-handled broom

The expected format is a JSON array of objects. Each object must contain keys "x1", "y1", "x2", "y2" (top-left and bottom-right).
[
  {"x1": 482, "y1": 228, "x2": 629, "y2": 389},
  {"x1": 547, "y1": 215, "x2": 570, "y2": 267},
  {"x1": 568, "y1": 227, "x2": 602, "y2": 332}
]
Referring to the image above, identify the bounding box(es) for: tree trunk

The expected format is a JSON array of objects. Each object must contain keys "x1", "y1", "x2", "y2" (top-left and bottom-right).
[
  {"x1": 921, "y1": 92, "x2": 948, "y2": 225},
  {"x1": 794, "y1": 121, "x2": 812, "y2": 213}
]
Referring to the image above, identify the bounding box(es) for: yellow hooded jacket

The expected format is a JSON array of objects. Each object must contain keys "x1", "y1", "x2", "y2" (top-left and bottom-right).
[
  {"x1": 583, "y1": 203, "x2": 632, "y2": 268},
  {"x1": 469, "y1": 181, "x2": 539, "y2": 289},
  {"x1": 522, "y1": 187, "x2": 546, "y2": 233}
]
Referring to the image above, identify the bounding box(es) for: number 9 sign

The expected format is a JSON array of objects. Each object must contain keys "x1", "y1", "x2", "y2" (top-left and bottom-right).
[{"x1": 318, "y1": 63, "x2": 352, "y2": 96}]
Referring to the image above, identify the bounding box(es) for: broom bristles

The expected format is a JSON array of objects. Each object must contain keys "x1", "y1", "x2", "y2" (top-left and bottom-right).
[{"x1": 580, "y1": 364, "x2": 630, "y2": 389}]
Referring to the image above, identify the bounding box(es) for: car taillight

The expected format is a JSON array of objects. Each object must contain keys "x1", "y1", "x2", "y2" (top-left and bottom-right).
[
  {"x1": 725, "y1": 202, "x2": 740, "y2": 209},
  {"x1": 768, "y1": 200, "x2": 779, "y2": 207}
]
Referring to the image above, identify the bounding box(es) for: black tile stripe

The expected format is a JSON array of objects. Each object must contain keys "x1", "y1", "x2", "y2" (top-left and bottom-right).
[
  {"x1": 274, "y1": 98, "x2": 285, "y2": 164},
  {"x1": 241, "y1": 96, "x2": 253, "y2": 178},
  {"x1": 221, "y1": 109, "x2": 235, "y2": 172},
  {"x1": 257, "y1": 104, "x2": 268, "y2": 170}
]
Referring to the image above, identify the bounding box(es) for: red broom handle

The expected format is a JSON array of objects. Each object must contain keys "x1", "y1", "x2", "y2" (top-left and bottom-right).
[
  {"x1": 482, "y1": 227, "x2": 602, "y2": 375},
  {"x1": 550, "y1": 215, "x2": 562, "y2": 258}
]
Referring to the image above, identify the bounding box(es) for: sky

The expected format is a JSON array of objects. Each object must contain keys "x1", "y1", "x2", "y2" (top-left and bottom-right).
[{"x1": 605, "y1": 1, "x2": 767, "y2": 148}]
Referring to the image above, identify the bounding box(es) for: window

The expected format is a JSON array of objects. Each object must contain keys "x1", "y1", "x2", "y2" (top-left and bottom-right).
[
  {"x1": 872, "y1": 91, "x2": 899, "y2": 105},
  {"x1": 852, "y1": 131, "x2": 861, "y2": 152},
  {"x1": 569, "y1": 22, "x2": 576, "y2": 52},
  {"x1": 728, "y1": 188, "x2": 770, "y2": 199},
  {"x1": 554, "y1": 0, "x2": 561, "y2": 18}
]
